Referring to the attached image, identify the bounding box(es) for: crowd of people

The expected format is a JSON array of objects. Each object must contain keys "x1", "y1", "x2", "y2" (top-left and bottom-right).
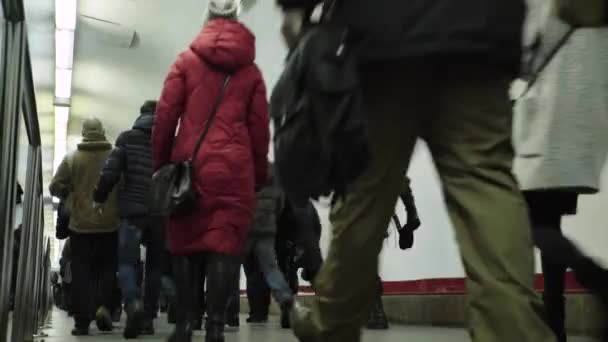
[{"x1": 44, "y1": 0, "x2": 608, "y2": 341}]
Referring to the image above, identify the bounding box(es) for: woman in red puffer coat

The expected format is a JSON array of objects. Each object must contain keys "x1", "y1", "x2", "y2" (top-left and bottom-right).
[{"x1": 152, "y1": 1, "x2": 269, "y2": 340}]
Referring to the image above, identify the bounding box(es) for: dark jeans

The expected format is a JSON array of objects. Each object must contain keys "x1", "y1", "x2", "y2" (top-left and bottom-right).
[
  {"x1": 118, "y1": 217, "x2": 164, "y2": 319},
  {"x1": 244, "y1": 253, "x2": 271, "y2": 319},
  {"x1": 70, "y1": 231, "x2": 118, "y2": 329}
]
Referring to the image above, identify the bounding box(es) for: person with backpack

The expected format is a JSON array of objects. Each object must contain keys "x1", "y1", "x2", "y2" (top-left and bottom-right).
[
  {"x1": 94, "y1": 100, "x2": 163, "y2": 339},
  {"x1": 49, "y1": 118, "x2": 120, "y2": 336},
  {"x1": 513, "y1": 1, "x2": 608, "y2": 341},
  {"x1": 226, "y1": 164, "x2": 294, "y2": 330},
  {"x1": 276, "y1": 1, "x2": 557, "y2": 342},
  {"x1": 152, "y1": 0, "x2": 270, "y2": 340}
]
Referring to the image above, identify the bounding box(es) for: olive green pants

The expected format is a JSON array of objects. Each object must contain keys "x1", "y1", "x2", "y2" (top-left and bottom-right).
[{"x1": 298, "y1": 62, "x2": 556, "y2": 342}]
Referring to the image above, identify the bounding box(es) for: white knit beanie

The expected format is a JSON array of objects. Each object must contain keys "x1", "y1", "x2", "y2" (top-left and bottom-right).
[{"x1": 208, "y1": 0, "x2": 241, "y2": 17}]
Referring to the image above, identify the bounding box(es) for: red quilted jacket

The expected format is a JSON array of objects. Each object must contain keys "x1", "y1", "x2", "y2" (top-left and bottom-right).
[{"x1": 152, "y1": 19, "x2": 270, "y2": 256}]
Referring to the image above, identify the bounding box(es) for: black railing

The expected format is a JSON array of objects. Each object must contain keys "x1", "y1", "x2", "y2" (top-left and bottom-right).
[{"x1": 0, "y1": 0, "x2": 51, "y2": 341}]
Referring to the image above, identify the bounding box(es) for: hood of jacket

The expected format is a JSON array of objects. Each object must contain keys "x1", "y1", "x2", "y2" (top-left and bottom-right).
[
  {"x1": 77, "y1": 140, "x2": 112, "y2": 151},
  {"x1": 190, "y1": 18, "x2": 255, "y2": 71},
  {"x1": 133, "y1": 112, "x2": 154, "y2": 133}
]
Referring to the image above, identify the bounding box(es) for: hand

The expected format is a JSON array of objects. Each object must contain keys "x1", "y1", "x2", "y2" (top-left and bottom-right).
[
  {"x1": 398, "y1": 227, "x2": 414, "y2": 250},
  {"x1": 281, "y1": 8, "x2": 306, "y2": 49},
  {"x1": 93, "y1": 202, "x2": 104, "y2": 214}
]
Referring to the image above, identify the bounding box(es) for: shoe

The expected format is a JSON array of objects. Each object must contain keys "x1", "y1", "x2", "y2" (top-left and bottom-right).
[
  {"x1": 95, "y1": 306, "x2": 113, "y2": 332},
  {"x1": 141, "y1": 319, "x2": 155, "y2": 335},
  {"x1": 71, "y1": 327, "x2": 89, "y2": 336},
  {"x1": 246, "y1": 316, "x2": 268, "y2": 324},
  {"x1": 290, "y1": 301, "x2": 319, "y2": 342},
  {"x1": 168, "y1": 330, "x2": 193, "y2": 342},
  {"x1": 205, "y1": 323, "x2": 225, "y2": 342},
  {"x1": 366, "y1": 297, "x2": 389, "y2": 330},
  {"x1": 225, "y1": 317, "x2": 239, "y2": 332},
  {"x1": 192, "y1": 317, "x2": 203, "y2": 331},
  {"x1": 123, "y1": 300, "x2": 143, "y2": 339},
  {"x1": 280, "y1": 310, "x2": 291, "y2": 329},
  {"x1": 112, "y1": 306, "x2": 123, "y2": 322},
  {"x1": 167, "y1": 302, "x2": 177, "y2": 324}
]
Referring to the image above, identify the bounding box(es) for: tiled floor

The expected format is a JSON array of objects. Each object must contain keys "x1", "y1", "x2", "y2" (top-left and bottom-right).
[{"x1": 40, "y1": 310, "x2": 598, "y2": 341}]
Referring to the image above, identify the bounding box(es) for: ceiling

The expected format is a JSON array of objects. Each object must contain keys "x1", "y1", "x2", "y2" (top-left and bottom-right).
[{"x1": 24, "y1": 0, "x2": 287, "y2": 195}]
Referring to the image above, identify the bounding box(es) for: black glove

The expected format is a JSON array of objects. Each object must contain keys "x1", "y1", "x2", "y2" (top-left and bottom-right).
[{"x1": 398, "y1": 226, "x2": 414, "y2": 250}]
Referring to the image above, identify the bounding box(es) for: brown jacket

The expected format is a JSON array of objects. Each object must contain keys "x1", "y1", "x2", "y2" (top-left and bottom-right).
[{"x1": 50, "y1": 139, "x2": 119, "y2": 234}]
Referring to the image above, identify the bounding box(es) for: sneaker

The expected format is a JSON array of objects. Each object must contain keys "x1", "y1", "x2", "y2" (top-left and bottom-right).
[
  {"x1": 71, "y1": 327, "x2": 89, "y2": 336},
  {"x1": 95, "y1": 306, "x2": 113, "y2": 332},
  {"x1": 140, "y1": 319, "x2": 155, "y2": 335},
  {"x1": 123, "y1": 301, "x2": 143, "y2": 339},
  {"x1": 246, "y1": 316, "x2": 268, "y2": 324}
]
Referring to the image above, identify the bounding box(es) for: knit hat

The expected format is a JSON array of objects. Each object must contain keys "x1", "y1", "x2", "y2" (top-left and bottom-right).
[
  {"x1": 81, "y1": 117, "x2": 106, "y2": 141},
  {"x1": 208, "y1": 0, "x2": 241, "y2": 18}
]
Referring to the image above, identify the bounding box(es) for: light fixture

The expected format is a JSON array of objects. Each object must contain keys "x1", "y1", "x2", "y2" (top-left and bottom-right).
[
  {"x1": 55, "y1": 30, "x2": 74, "y2": 69},
  {"x1": 55, "y1": 68, "x2": 73, "y2": 99},
  {"x1": 53, "y1": 0, "x2": 77, "y2": 174},
  {"x1": 55, "y1": 0, "x2": 77, "y2": 30},
  {"x1": 53, "y1": 106, "x2": 70, "y2": 172}
]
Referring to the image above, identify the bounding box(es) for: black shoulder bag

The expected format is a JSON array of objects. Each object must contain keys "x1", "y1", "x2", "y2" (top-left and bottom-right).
[{"x1": 149, "y1": 75, "x2": 231, "y2": 217}]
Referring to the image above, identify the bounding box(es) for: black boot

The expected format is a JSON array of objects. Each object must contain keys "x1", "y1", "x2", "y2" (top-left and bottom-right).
[
  {"x1": 204, "y1": 254, "x2": 240, "y2": 342},
  {"x1": 366, "y1": 297, "x2": 389, "y2": 330},
  {"x1": 123, "y1": 300, "x2": 143, "y2": 339},
  {"x1": 167, "y1": 256, "x2": 198, "y2": 342},
  {"x1": 205, "y1": 323, "x2": 225, "y2": 342},
  {"x1": 543, "y1": 294, "x2": 567, "y2": 342}
]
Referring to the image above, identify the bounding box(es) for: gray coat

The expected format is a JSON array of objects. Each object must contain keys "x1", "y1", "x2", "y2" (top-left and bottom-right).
[
  {"x1": 249, "y1": 165, "x2": 282, "y2": 236},
  {"x1": 513, "y1": 0, "x2": 608, "y2": 194}
]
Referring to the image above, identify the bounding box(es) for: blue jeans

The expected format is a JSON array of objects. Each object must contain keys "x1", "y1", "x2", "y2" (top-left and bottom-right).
[
  {"x1": 246, "y1": 236, "x2": 293, "y2": 305},
  {"x1": 118, "y1": 217, "x2": 163, "y2": 319}
]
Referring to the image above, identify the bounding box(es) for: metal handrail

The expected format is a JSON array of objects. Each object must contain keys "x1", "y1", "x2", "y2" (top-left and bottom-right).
[{"x1": 1, "y1": 0, "x2": 50, "y2": 341}]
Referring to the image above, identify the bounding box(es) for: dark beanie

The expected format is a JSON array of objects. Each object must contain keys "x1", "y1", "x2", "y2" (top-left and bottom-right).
[{"x1": 140, "y1": 100, "x2": 158, "y2": 114}]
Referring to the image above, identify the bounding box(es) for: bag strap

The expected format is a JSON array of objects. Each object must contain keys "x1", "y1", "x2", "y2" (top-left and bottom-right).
[
  {"x1": 189, "y1": 75, "x2": 232, "y2": 162},
  {"x1": 518, "y1": 27, "x2": 575, "y2": 99}
]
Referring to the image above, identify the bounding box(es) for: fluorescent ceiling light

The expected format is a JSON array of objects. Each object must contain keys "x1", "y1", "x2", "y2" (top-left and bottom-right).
[
  {"x1": 55, "y1": 105, "x2": 70, "y2": 124},
  {"x1": 55, "y1": 68, "x2": 73, "y2": 99},
  {"x1": 53, "y1": 106, "x2": 70, "y2": 172},
  {"x1": 55, "y1": 0, "x2": 78, "y2": 30},
  {"x1": 55, "y1": 30, "x2": 74, "y2": 69}
]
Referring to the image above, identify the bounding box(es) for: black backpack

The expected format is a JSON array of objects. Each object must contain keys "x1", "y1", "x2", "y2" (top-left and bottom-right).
[{"x1": 270, "y1": 4, "x2": 369, "y2": 207}]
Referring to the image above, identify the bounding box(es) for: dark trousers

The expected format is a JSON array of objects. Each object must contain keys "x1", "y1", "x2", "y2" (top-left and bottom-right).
[
  {"x1": 70, "y1": 231, "x2": 118, "y2": 328},
  {"x1": 526, "y1": 192, "x2": 608, "y2": 342},
  {"x1": 118, "y1": 217, "x2": 164, "y2": 319},
  {"x1": 244, "y1": 254, "x2": 271, "y2": 319}
]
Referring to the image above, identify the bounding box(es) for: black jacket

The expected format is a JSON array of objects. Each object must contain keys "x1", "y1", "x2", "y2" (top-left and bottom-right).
[
  {"x1": 277, "y1": 0, "x2": 525, "y2": 73},
  {"x1": 94, "y1": 112, "x2": 154, "y2": 218}
]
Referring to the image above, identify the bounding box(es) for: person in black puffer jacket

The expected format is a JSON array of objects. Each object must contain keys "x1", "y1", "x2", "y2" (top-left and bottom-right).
[
  {"x1": 94, "y1": 100, "x2": 164, "y2": 338},
  {"x1": 276, "y1": 2, "x2": 556, "y2": 342}
]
